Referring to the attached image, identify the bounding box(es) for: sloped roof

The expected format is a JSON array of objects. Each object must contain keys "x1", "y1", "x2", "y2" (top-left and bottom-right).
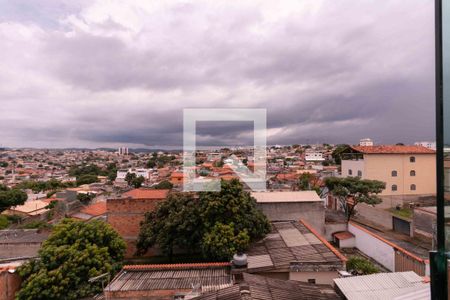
[
  {"x1": 106, "y1": 262, "x2": 232, "y2": 293},
  {"x1": 351, "y1": 145, "x2": 435, "y2": 154},
  {"x1": 193, "y1": 273, "x2": 340, "y2": 300},
  {"x1": 246, "y1": 220, "x2": 346, "y2": 273},
  {"x1": 80, "y1": 202, "x2": 107, "y2": 217},
  {"x1": 334, "y1": 271, "x2": 429, "y2": 300}
]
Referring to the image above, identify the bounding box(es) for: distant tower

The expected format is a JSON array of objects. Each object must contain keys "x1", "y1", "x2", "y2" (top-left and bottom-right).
[{"x1": 359, "y1": 138, "x2": 374, "y2": 146}]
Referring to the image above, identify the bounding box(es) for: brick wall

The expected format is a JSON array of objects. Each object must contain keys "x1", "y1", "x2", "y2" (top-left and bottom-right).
[
  {"x1": 107, "y1": 197, "x2": 165, "y2": 257},
  {"x1": 105, "y1": 288, "x2": 191, "y2": 300}
]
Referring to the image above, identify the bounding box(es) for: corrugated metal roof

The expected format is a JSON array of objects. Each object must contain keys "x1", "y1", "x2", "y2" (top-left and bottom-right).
[
  {"x1": 394, "y1": 286, "x2": 430, "y2": 300},
  {"x1": 106, "y1": 264, "x2": 233, "y2": 292},
  {"x1": 334, "y1": 272, "x2": 429, "y2": 300},
  {"x1": 193, "y1": 273, "x2": 340, "y2": 300}
]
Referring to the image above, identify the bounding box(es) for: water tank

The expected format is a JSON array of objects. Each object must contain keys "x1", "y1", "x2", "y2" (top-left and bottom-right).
[{"x1": 233, "y1": 253, "x2": 248, "y2": 267}]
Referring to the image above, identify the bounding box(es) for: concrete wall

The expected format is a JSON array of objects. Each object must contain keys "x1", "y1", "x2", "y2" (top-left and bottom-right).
[
  {"x1": 413, "y1": 208, "x2": 435, "y2": 238},
  {"x1": 341, "y1": 160, "x2": 364, "y2": 177},
  {"x1": 257, "y1": 202, "x2": 325, "y2": 234},
  {"x1": 0, "y1": 243, "x2": 42, "y2": 259},
  {"x1": 324, "y1": 222, "x2": 347, "y2": 241},
  {"x1": 289, "y1": 271, "x2": 339, "y2": 285},
  {"x1": 348, "y1": 223, "x2": 395, "y2": 271},
  {"x1": 364, "y1": 153, "x2": 435, "y2": 196}
]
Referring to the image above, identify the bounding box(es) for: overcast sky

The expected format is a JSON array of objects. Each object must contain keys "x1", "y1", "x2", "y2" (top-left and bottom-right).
[{"x1": 0, "y1": 0, "x2": 436, "y2": 148}]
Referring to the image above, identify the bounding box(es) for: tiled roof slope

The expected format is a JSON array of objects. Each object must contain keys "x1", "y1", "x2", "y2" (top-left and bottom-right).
[{"x1": 351, "y1": 145, "x2": 435, "y2": 154}]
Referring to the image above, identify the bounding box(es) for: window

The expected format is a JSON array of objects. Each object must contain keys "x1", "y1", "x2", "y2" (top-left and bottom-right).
[
  {"x1": 410, "y1": 156, "x2": 416, "y2": 163},
  {"x1": 348, "y1": 169, "x2": 352, "y2": 175},
  {"x1": 410, "y1": 184, "x2": 416, "y2": 191},
  {"x1": 392, "y1": 184, "x2": 397, "y2": 191},
  {"x1": 410, "y1": 170, "x2": 416, "y2": 176},
  {"x1": 357, "y1": 170, "x2": 362, "y2": 177},
  {"x1": 308, "y1": 279, "x2": 316, "y2": 284},
  {"x1": 391, "y1": 170, "x2": 397, "y2": 177}
]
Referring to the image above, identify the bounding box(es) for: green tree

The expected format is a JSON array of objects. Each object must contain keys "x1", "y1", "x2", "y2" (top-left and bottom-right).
[
  {"x1": 77, "y1": 193, "x2": 95, "y2": 205},
  {"x1": 136, "y1": 192, "x2": 202, "y2": 259},
  {"x1": 17, "y1": 219, "x2": 126, "y2": 300},
  {"x1": 131, "y1": 176, "x2": 145, "y2": 188},
  {"x1": 324, "y1": 177, "x2": 385, "y2": 221},
  {"x1": 199, "y1": 179, "x2": 270, "y2": 242},
  {"x1": 201, "y1": 223, "x2": 250, "y2": 260},
  {"x1": 331, "y1": 144, "x2": 351, "y2": 165},
  {"x1": 76, "y1": 174, "x2": 98, "y2": 186},
  {"x1": 0, "y1": 187, "x2": 27, "y2": 213},
  {"x1": 125, "y1": 172, "x2": 136, "y2": 186},
  {"x1": 137, "y1": 180, "x2": 270, "y2": 261},
  {"x1": 152, "y1": 180, "x2": 173, "y2": 190}
]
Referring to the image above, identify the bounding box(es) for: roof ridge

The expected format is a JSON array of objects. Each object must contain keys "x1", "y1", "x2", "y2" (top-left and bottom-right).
[
  {"x1": 299, "y1": 219, "x2": 348, "y2": 263},
  {"x1": 123, "y1": 262, "x2": 231, "y2": 270}
]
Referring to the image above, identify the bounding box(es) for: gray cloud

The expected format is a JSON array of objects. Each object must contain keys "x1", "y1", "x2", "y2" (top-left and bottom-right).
[{"x1": 0, "y1": 0, "x2": 436, "y2": 148}]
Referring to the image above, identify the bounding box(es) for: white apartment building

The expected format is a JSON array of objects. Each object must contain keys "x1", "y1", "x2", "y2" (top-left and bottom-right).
[{"x1": 359, "y1": 138, "x2": 374, "y2": 146}]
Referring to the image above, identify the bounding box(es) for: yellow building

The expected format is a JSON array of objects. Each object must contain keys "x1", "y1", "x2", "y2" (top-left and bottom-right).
[{"x1": 341, "y1": 145, "x2": 436, "y2": 197}]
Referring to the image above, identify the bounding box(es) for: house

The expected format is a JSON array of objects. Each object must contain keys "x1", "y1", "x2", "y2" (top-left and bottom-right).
[
  {"x1": 244, "y1": 220, "x2": 346, "y2": 285},
  {"x1": 71, "y1": 201, "x2": 107, "y2": 221},
  {"x1": 251, "y1": 191, "x2": 325, "y2": 233},
  {"x1": 305, "y1": 150, "x2": 325, "y2": 162},
  {"x1": 104, "y1": 262, "x2": 233, "y2": 299},
  {"x1": 106, "y1": 189, "x2": 170, "y2": 257},
  {"x1": 341, "y1": 145, "x2": 436, "y2": 201},
  {"x1": 333, "y1": 271, "x2": 429, "y2": 300},
  {"x1": 3, "y1": 200, "x2": 49, "y2": 219},
  {"x1": 194, "y1": 273, "x2": 340, "y2": 300},
  {"x1": 104, "y1": 263, "x2": 341, "y2": 300},
  {"x1": 170, "y1": 172, "x2": 184, "y2": 185}
]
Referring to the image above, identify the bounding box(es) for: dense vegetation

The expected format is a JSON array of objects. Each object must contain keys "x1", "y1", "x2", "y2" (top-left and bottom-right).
[
  {"x1": 136, "y1": 179, "x2": 270, "y2": 260},
  {"x1": 17, "y1": 219, "x2": 126, "y2": 300},
  {"x1": 0, "y1": 184, "x2": 27, "y2": 213},
  {"x1": 347, "y1": 256, "x2": 379, "y2": 275}
]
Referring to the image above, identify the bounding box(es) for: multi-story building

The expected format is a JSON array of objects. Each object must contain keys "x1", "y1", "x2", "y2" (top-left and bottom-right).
[
  {"x1": 341, "y1": 145, "x2": 436, "y2": 199},
  {"x1": 359, "y1": 138, "x2": 374, "y2": 146}
]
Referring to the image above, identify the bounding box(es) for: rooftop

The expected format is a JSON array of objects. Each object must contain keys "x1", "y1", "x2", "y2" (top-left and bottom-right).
[
  {"x1": 0, "y1": 229, "x2": 50, "y2": 245},
  {"x1": 106, "y1": 262, "x2": 233, "y2": 294},
  {"x1": 79, "y1": 201, "x2": 107, "y2": 217},
  {"x1": 351, "y1": 145, "x2": 435, "y2": 154},
  {"x1": 122, "y1": 188, "x2": 169, "y2": 200},
  {"x1": 246, "y1": 220, "x2": 346, "y2": 273},
  {"x1": 193, "y1": 273, "x2": 340, "y2": 300},
  {"x1": 334, "y1": 271, "x2": 429, "y2": 300},
  {"x1": 8, "y1": 200, "x2": 49, "y2": 215},
  {"x1": 251, "y1": 191, "x2": 321, "y2": 203}
]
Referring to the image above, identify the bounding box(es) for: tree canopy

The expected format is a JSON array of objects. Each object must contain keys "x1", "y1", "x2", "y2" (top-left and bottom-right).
[
  {"x1": 324, "y1": 176, "x2": 385, "y2": 221},
  {"x1": 17, "y1": 219, "x2": 126, "y2": 300},
  {"x1": 0, "y1": 185, "x2": 27, "y2": 213},
  {"x1": 331, "y1": 144, "x2": 351, "y2": 165},
  {"x1": 136, "y1": 179, "x2": 270, "y2": 260}
]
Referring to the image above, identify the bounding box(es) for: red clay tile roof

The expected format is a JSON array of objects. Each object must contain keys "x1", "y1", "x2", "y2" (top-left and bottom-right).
[
  {"x1": 123, "y1": 262, "x2": 231, "y2": 271},
  {"x1": 333, "y1": 231, "x2": 355, "y2": 240},
  {"x1": 80, "y1": 202, "x2": 107, "y2": 216},
  {"x1": 171, "y1": 172, "x2": 184, "y2": 178},
  {"x1": 352, "y1": 145, "x2": 435, "y2": 154},
  {"x1": 122, "y1": 189, "x2": 169, "y2": 199}
]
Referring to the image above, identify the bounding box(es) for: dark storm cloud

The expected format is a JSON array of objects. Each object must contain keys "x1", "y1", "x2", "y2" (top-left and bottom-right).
[{"x1": 0, "y1": 0, "x2": 436, "y2": 148}]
